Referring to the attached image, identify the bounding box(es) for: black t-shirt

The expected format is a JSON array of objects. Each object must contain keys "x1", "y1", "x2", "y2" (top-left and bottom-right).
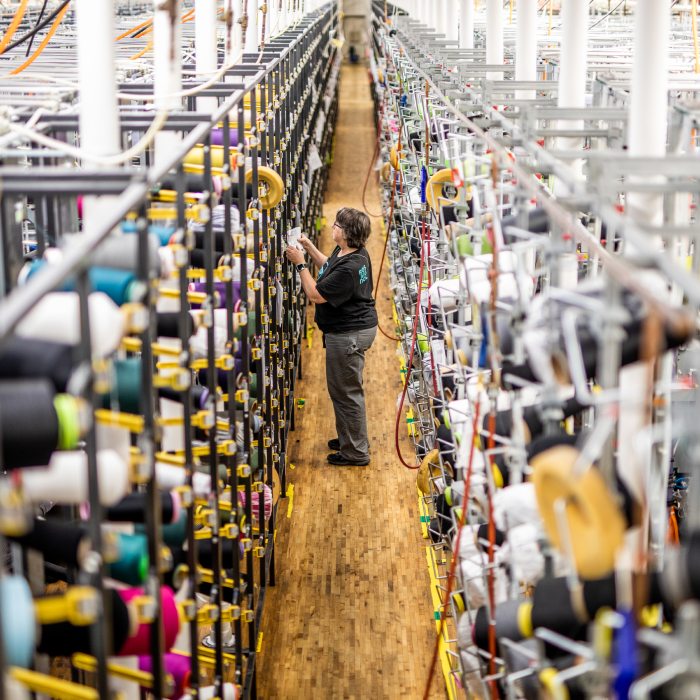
[{"x1": 314, "y1": 246, "x2": 378, "y2": 333}]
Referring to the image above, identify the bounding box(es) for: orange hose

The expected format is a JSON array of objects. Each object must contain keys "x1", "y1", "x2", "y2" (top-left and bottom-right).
[
  {"x1": 129, "y1": 39, "x2": 153, "y2": 60},
  {"x1": 0, "y1": 0, "x2": 30, "y2": 53},
  {"x1": 10, "y1": 2, "x2": 69, "y2": 75},
  {"x1": 115, "y1": 16, "x2": 152, "y2": 41},
  {"x1": 118, "y1": 7, "x2": 196, "y2": 45},
  {"x1": 668, "y1": 506, "x2": 680, "y2": 545}
]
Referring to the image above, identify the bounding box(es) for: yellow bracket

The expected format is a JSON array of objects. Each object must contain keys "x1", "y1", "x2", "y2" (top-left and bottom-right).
[
  {"x1": 158, "y1": 287, "x2": 210, "y2": 306},
  {"x1": 71, "y1": 654, "x2": 160, "y2": 690},
  {"x1": 121, "y1": 338, "x2": 182, "y2": 357},
  {"x1": 152, "y1": 370, "x2": 190, "y2": 391},
  {"x1": 406, "y1": 406, "x2": 417, "y2": 438},
  {"x1": 131, "y1": 595, "x2": 156, "y2": 624},
  {"x1": 195, "y1": 644, "x2": 237, "y2": 664},
  {"x1": 150, "y1": 189, "x2": 206, "y2": 205},
  {"x1": 197, "y1": 566, "x2": 236, "y2": 589},
  {"x1": 95, "y1": 409, "x2": 144, "y2": 434},
  {"x1": 417, "y1": 488, "x2": 430, "y2": 541},
  {"x1": 156, "y1": 353, "x2": 233, "y2": 372},
  {"x1": 10, "y1": 668, "x2": 98, "y2": 700},
  {"x1": 154, "y1": 452, "x2": 186, "y2": 466},
  {"x1": 34, "y1": 586, "x2": 98, "y2": 626},
  {"x1": 169, "y1": 648, "x2": 238, "y2": 671},
  {"x1": 193, "y1": 602, "x2": 240, "y2": 624},
  {"x1": 196, "y1": 603, "x2": 220, "y2": 624},
  {"x1": 182, "y1": 163, "x2": 227, "y2": 177},
  {"x1": 286, "y1": 483, "x2": 294, "y2": 519},
  {"x1": 147, "y1": 205, "x2": 210, "y2": 223},
  {"x1": 424, "y1": 546, "x2": 458, "y2": 700},
  {"x1": 184, "y1": 266, "x2": 233, "y2": 281}
]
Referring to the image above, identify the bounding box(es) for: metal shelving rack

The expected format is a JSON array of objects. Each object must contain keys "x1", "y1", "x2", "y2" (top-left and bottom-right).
[
  {"x1": 0, "y1": 2, "x2": 340, "y2": 699},
  {"x1": 370, "y1": 1, "x2": 700, "y2": 698}
]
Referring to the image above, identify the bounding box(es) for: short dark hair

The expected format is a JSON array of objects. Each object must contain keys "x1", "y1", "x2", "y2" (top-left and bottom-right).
[{"x1": 335, "y1": 207, "x2": 371, "y2": 248}]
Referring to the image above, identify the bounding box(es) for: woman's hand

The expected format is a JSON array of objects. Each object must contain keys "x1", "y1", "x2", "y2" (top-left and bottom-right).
[
  {"x1": 285, "y1": 245, "x2": 305, "y2": 265},
  {"x1": 297, "y1": 234, "x2": 312, "y2": 250}
]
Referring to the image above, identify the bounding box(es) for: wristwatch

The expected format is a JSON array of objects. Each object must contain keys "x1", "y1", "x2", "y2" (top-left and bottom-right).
[{"x1": 296, "y1": 263, "x2": 308, "y2": 272}]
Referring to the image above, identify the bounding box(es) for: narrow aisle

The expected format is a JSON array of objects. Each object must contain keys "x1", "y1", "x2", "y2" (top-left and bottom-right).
[{"x1": 258, "y1": 64, "x2": 443, "y2": 698}]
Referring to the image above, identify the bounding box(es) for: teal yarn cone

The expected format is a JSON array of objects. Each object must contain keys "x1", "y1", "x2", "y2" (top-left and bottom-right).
[
  {"x1": 100, "y1": 358, "x2": 142, "y2": 414},
  {"x1": 109, "y1": 533, "x2": 149, "y2": 586}
]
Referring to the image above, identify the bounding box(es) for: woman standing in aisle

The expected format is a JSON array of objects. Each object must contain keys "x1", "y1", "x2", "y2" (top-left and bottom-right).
[{"x1": 285, "y1": 208, "x2": 378, "y2": 466}]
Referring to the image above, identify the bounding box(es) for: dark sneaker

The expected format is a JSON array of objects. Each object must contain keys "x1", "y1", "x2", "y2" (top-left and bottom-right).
[
  {"x1": 328, "y1": 438, "x2": 340, "y2": 451},
  {"x1": 327, "y1": 452, "x2": 369, "y2": 466}
]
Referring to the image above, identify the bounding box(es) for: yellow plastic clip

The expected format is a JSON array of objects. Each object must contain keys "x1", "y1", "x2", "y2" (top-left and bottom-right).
[
  {"x1": 34, "y1": 586, "x2": 98, "y2": 626},
  {"x1": 197, "y1": 604, "x2": 220, "y2": 624},
  {"x1": 10, "y1": 667, "x2": 98, "y2": 700},
  {"x1": 71, "y1": 654, "x2": 165, "y2": 691},
  {"x1": 132, "y1": 595, "x2": 156, "y2": 624},
  {"x1": 94, "y1": 409, "x2": 144, "y2": 434}
]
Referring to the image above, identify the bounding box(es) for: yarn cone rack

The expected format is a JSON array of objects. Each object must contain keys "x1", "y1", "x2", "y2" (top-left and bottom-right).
[
  {"x1": 0, "y1": 1, "x2": 340, "y2": 699},
  {"x1": 373, "y1": 1, "x2": 700, "y2": 698}
]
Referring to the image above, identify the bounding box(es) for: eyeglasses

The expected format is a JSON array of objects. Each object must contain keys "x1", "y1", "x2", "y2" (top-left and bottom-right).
[{"x1": 332, "y1": 221, "x2": 344, "y2": 231}]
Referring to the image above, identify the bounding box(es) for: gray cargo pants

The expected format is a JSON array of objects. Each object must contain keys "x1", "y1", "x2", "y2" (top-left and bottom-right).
[{"x1": 324, "y1": 326, "x2": 377, "y2": 462}]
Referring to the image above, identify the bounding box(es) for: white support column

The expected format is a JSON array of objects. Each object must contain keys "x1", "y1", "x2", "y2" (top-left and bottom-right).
[
  {"x1": 444, "y1": 0, "x2": 458, "y2": 41},
  {"x1": 421, "y1": 0, "x2": 432, "y2": 29},
  {"x1": 267, "y1": 0, "x2": 277, "y2": 40},
  {"x1": 245, "y1": 0, "x2": 259, "y2": 52},
  {"x1": 556, "y1": 0, "x2": 588, "y2": 177},
  {"x1": 617, "y1": 0, "x2": 672, "y2": 536},
  {"x1": 225, "y1": 0, "x2": 240, "y2": 65},
  {"x1": 486, "y1": 0, "x2": 504, "y2": 80},
  {"x1": 434, "y1": 0, "x2": 446, "y2": 35},
  {"x1": 557, "y1": 0, "x2": 588, "y2": 111},
  {"x1": 154, "y1": 0, "x2": 183, "y2": 168},
  {"x1": 459, "y1": 0, "x2": 474, "y2": 49},
  {"x1": 280, "y1": 0, "x2": 288, "y2": 31},
  {"x1": 515, "y1": 0, "x2": 537, "y2": 98},
  {"x1": 75, "y1": 0, "x2": 120, "y2": 229},
  {"x1": 628, "y1": 0, "x2": 671, "y2": 226},
  {"x1": 195, "y1": 0, "x2": 218, "y2": 111}
]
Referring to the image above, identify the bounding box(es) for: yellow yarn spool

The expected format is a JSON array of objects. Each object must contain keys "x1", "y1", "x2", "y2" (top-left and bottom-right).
[
  {"x1": 417, "y1": 448, "x2": 440, "y2": 495},
  {"x1": 426, "y1": 168, "x2": 467, "y2": 212},
  {"x1": 246, "y1": 165, "x2": 284, "y2": 210},
  {"x1": 181, "y1": 148, "x2": 284, "y2": 209},
  {"x1": 532, "y1": 445, "x2": 625, "y2": 579},
  {"x1": 380, "y1": 162, "x2": 392, "y2": 183},
  {"x1": 389, "y1": 143, "x2": 403, "y2": 170}
]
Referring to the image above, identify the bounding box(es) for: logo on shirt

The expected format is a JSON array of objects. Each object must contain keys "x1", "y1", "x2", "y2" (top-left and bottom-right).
[
  {"x1": 317, "y1": 261, "x2": 329, "y2": 279},
  {"x1": 358, "y1": 264, "x2": 368, "y2": 284}
]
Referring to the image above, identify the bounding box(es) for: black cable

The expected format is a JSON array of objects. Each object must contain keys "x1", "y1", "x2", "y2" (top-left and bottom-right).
[
  {"x1": 0, "y1": 0, "x2": 70, "y2": 55},
  {"x1": 25, "y1": 0, "x2": 49, "y2": 57},
  {"x1": 587, "y1": 0, "x2": 626, "y2": 30}
]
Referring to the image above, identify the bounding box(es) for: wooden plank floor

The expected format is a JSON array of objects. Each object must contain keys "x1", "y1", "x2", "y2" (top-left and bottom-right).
[{"x1": 257, "y1": 63, "x2": 443, "y2": 699}]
